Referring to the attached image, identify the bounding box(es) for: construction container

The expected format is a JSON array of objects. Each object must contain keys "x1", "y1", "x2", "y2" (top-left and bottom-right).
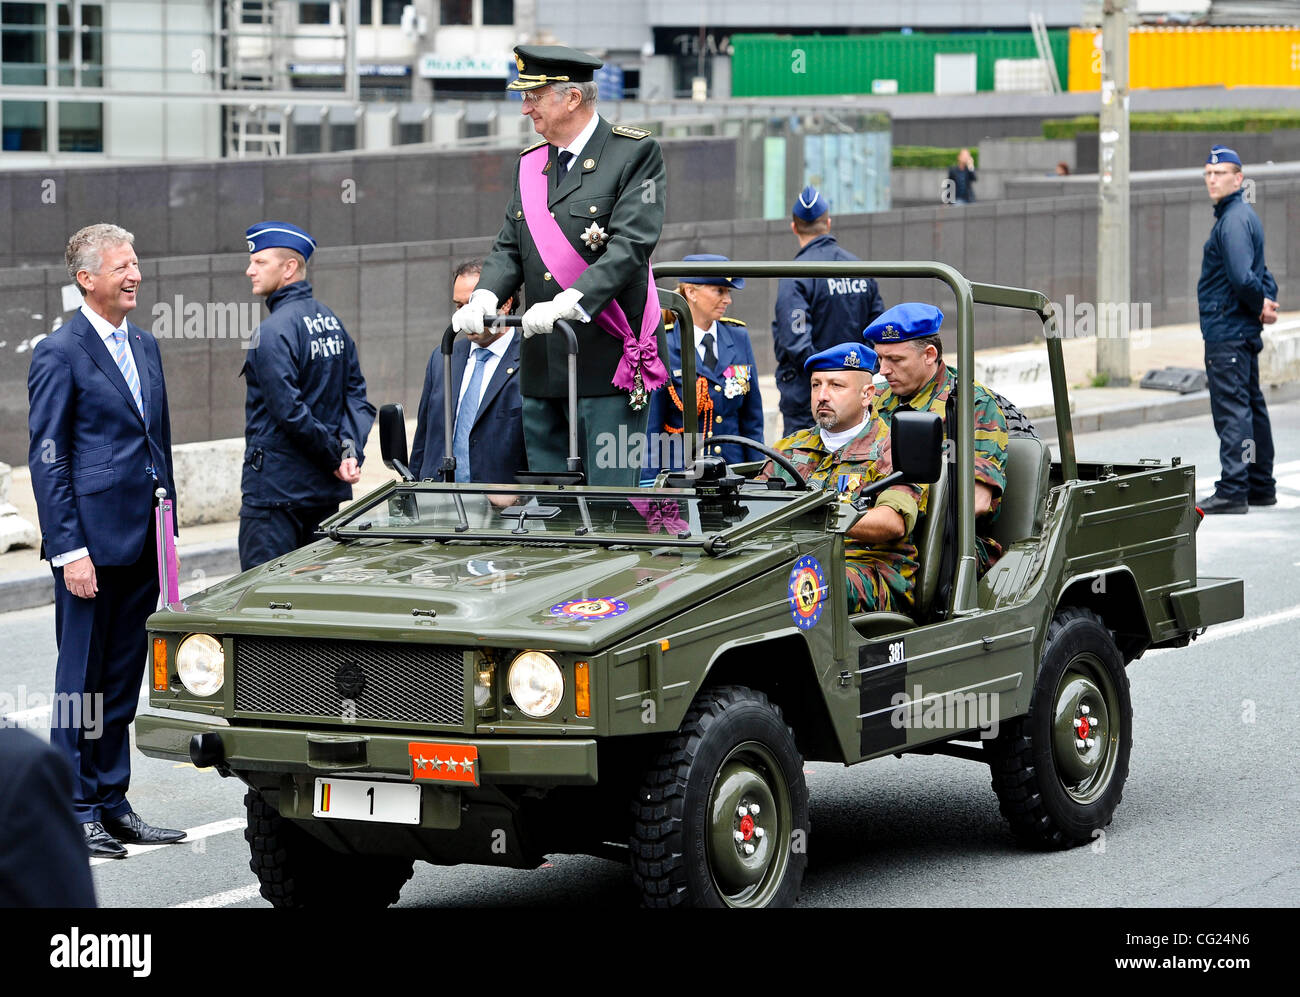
[{"x1": 1068, "y1": 25, "x2": 1300, "y2": 91}]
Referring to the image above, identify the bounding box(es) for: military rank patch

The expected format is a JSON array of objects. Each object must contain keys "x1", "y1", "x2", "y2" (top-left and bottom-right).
[
  {"x1": 550, "y1": 597, "x2": 629, "y2": 621},
  {"x1": 612, "y1": 124, "x2": 651, "y2": 139},
  {"x1": 787, "y1": 555, "x2": 826, "y2": 630}
]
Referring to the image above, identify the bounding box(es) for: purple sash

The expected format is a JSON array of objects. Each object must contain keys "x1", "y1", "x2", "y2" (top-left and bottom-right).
[
  {"x1": 519, "y1": 144, "x2": 667, "y2": 395},
  {"x1": 155, "y1": 496, "x2": 179, "y2": 607}
]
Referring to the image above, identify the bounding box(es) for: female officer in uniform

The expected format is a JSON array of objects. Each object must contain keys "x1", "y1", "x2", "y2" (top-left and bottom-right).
[{"x1": 642, "y1": 254, "x2": 765, "y2": 483}]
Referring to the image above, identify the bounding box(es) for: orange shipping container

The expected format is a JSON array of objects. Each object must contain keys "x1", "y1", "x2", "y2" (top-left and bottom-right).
[{"x1": 1068, "y1": 25, "x2": 1300, "y2": 90}]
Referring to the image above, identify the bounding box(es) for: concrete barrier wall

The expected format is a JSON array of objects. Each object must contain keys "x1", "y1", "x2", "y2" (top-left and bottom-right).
[{"x1": 4, "y1": 177, "x2": 1298, "y2": 464}]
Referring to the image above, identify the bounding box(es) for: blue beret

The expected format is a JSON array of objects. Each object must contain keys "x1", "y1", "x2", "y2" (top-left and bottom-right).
[
  {"x1": 792, "y1": 185, "x2": 829, "y2": 223},
  {"x1": 1207, "y1": 146, "x2": 1241, "y2": 167},
  {"x1": 804, "y1": 342, "x2": 878, "y2": 374},
  {"x1": 678, "y1": 253, "x2": 744, "y2": 290},
  {"x1": 246, "y1": 221, "x2": 316, "y2": 260},
  {"x1": 863, "y1": 302, "x2": 944, "y2": 344}
]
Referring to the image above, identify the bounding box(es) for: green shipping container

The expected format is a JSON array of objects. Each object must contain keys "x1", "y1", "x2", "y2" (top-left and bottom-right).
[{"x1": 731, "y1": 31, "x2": 1070, "y2": 97}]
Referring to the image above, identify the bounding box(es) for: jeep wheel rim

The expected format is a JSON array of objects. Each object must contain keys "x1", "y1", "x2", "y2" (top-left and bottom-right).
[
  {"x1": 706, "y1": 741, "x2": 792, "y2": 907},
  {"x1": 1051, "y1": 659, "x2": 1118, "y2": 804}
]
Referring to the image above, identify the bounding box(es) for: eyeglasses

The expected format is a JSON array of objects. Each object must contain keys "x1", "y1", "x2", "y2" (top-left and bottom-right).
[{"x1": 521, "y1": 87, "x2": 556, "y2": 106}]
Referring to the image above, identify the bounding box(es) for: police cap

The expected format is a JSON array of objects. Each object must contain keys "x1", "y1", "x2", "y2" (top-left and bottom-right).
[
  {"x1": 246, "y1": 221, "x2": 316, "y2": 260},
  {"x1": 678, "y1": 254, "x2": 744, "y2": 290},
  {"x1": 792, "y1": 185, "x2": 830, "y2": 222},
  {"x1": 805, "y1": 342, "x2": 879, "y2": 374},
  {"x1": 508, "y1": 45, "x2": 603, "y2": 92},
  {"x1": 1207, "y1": 145, "x2": 1242, "y2": 167},
  {"x1": 863, "y1": 302, "x2": 944, "y2": 344}
]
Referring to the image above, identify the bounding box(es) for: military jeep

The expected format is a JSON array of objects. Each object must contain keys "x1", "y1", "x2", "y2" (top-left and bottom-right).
[{"x1": 136, "y1": 261, "x2": 1243, "y2": 908}]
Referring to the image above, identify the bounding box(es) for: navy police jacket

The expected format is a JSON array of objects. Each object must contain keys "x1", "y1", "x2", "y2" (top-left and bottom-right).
[
  {"x1": 771, "y1": 234, "x2": 884, "y2": 421},
  {"x1": 643, "y1": 314, "x2": 765, "y2": 481},
  {"x1": 1198, "y1": 190, "x2": 1277, "y2": 343},
  {"x1": 241, "y1": 281, "x2": 375, "y2": 508}
]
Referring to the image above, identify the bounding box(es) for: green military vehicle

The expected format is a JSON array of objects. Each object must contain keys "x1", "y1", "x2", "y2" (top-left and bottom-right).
[{"x1": 136, "y1": 262, "x2": 1243, "y2": 908}]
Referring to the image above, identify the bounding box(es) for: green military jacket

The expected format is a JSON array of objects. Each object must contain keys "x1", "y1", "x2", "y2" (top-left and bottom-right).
[
  {"x1": 872, "y1": 359, "x2": 1009, "y2": 571},
  {"x1": 477, "y1": 116, "x2": 668, "y2": 399},
  {"x1": 762, "y1": 418, "x2": 925, "y2": 612}
]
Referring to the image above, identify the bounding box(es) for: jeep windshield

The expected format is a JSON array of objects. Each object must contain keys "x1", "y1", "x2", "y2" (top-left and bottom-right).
[{"x1": 327, "y1": 482, "x2": 827, "y2": 551}]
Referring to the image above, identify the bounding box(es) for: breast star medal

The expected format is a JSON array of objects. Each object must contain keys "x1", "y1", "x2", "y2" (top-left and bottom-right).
[{"x1": 581, "y1": 221, "x2": 608, "y2": 250}]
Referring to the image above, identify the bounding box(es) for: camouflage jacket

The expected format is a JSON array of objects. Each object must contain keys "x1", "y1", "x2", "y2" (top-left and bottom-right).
[
  {"x1": 872, "y1": 360, "x2": 1008, "y2": 571},
  {"x1": 761, "y1": 419, "x2": 925, "y2": 611}
]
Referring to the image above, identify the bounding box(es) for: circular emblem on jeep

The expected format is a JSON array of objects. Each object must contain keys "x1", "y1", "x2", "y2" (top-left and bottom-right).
[
  {"x1": 334, "y1": 661, "x2": 366, "y2": 699},
  {"x1": 550, "y1": 598, "x2": 628, "y2": 621},
  {"x1": 788, "y1": 555, "x2": 826, "y2": 630}
]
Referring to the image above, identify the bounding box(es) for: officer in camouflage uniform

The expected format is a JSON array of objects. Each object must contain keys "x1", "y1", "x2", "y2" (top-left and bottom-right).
[
  {"x1": 865, "y1": 303, "x2": 1008, "y2": 574},
  {"x1": 759, "y1": 343, "x2": 925, "y2": 614}
]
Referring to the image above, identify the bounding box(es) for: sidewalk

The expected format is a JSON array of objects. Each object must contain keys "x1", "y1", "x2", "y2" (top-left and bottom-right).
[{"x1": 3, "y1": 315, "x2": 1298, "y2": 613}]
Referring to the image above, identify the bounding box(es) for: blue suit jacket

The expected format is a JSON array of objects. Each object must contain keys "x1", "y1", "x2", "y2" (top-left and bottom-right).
[
  {"x1": 27, "y1": 309, "x2": 176, "y2": 566},
  {"x1": 410, "y1": 331, "x2": 526, "y2": 484},
  {"x1": 644, "y1": 315, "x2": 765, "y2": 480}
]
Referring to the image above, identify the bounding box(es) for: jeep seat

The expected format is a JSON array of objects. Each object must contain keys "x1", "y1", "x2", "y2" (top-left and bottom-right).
[{"x1": 987, "y1": 436, "x2": 1052, "y2": 549}]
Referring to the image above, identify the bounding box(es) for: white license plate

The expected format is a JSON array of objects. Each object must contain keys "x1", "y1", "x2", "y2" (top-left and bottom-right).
[{"x1": 312, "y1": 778, "x2": 421, "y2": 825}]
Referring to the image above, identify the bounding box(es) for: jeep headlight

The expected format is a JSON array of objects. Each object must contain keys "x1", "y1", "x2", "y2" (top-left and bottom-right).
[
  {"x1": 507, "y1": 651, "x2": 563, "y2": 718},
  {"x1": 176, "y1": 634, "x2": 225, "y2": 697}
]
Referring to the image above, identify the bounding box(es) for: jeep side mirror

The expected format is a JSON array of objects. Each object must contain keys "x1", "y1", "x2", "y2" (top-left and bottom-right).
[
  {"x1": 890, "y1": 410, "x2": 943, "y2": 484},
  {"x1": 379, "y1": 403, "x2": 415, "y2": 481}
]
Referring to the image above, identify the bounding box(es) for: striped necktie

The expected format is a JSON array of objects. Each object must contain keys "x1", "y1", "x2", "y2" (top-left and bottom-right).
[{"x1": 110, "y1": 328, "x2": 144, "y2": 416}]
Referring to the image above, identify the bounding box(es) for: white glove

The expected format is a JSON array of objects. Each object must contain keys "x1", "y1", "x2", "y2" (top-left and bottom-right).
[
  {"x1": 522, "y1": 287, "x2": 585, "y2": 339},
  {"x1": 452, "y1": 288, "x2": 498, "y2": 335}
]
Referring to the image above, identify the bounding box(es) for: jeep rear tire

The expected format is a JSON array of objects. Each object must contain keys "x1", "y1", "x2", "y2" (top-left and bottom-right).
[
  {"x1": 630, "y1": 685, "x2": 809, "y2": 908},
  {"x1": 244, "y1": 789, "x2": 415, "y2": 908},
  {"x1": 986, "y1": 607, "x2": 1132, "y2": 848}
]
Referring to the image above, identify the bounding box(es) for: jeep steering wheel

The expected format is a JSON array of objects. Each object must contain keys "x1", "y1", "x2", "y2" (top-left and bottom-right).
[{"x1": 704, "y1": 435, "x2": 807, "y2": 491}]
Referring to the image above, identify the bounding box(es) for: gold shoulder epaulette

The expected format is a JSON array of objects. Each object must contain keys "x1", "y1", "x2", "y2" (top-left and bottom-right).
[
  {"x1": 612, "y1": 124, "x2": 651, "y2": 140},
  {"x1": 718, "y1": 315, "x2": 747, "y2": 328},
  {"x1": 520, "y1": 139, "x2": 547, "y2": 155}
]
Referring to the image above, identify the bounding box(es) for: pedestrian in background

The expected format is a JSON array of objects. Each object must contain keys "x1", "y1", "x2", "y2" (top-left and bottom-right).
[
  {"x1": 1196, "y1": 146, "x2": 1278, "y2": 514},
  {"x1": 946, "y1": 148, "x2": 977, "y2": 204}
]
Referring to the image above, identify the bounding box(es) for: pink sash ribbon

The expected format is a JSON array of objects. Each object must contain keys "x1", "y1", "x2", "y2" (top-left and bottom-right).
[
  {"x1": 155, "y1": 496, "x2": 179, "y2": 607},
  {"x1": 519, "y1": 144, "x2": 667, "y2": 394}
]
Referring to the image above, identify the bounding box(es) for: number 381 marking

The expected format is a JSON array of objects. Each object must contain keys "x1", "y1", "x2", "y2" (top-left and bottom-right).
[{"x1": 887, "y1": 639, "x2": 906, "y2": 664}]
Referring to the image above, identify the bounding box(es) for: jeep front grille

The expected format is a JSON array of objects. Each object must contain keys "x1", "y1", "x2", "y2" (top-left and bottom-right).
[{"x1": 234, "y1": 636, "x2": 465, "y2": 726}]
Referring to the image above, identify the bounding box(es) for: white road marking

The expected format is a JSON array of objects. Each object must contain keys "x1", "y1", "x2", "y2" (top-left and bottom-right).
[
  {"x1": 1147, "y1": 604, "x2": 1300, "y2": 657},
  {"x1": 171, "y1": 884, "x2": 264, "y2": 909},
  {"x1": 90, "y1": 816, "x2": 245, "y2": 867}
]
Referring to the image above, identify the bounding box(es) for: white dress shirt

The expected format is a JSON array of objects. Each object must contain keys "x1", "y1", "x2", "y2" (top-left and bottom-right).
[
  {"x1": 693, "y1": 321, "x2": 719, "y2": 368},
  {"x1": 455, "y1": 329, "x2": 515, "y2": 419},
  {"x1": 559, "y1": 112, "x2": 600, "y2": 165}
]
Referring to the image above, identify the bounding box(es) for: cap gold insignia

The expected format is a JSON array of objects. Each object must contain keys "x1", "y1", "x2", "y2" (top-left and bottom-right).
[
  {"x1": 583, "y1": 157, "x2": 595, "y2": 170},
  {"x1": 515, "y1": 54, "x2": 525, "y2": 71},
  {"x1": 845, "y1": 350, "x2": 861, "y2": 369},
  {"x1": 581, "y1": 221, "x2": 608, "y2": 250},
  {"x1": 882, "y1": 323, "x2": 900, "y2": 340}
]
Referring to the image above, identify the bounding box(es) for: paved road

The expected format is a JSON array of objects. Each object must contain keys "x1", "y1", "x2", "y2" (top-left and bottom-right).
[{"x1": 3, "y1": 402, "x2": 1297, "y2": 907}]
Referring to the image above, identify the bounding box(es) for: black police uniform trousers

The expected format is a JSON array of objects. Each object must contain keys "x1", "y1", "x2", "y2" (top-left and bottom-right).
[
  {"x1": 238, "y1": 503, "x2": 339, "y2": 571},
  {"x1": 1204, "y1": 335, "x2": 1275, "y2": 503}
]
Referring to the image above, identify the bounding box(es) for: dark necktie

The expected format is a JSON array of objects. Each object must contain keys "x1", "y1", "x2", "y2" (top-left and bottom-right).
[
  {"x1": 557, "y1": 150, "x2": 575, "y2": 176},
  {"x1": 700, "y1": 331, "x2": 717, "y2": 371}
]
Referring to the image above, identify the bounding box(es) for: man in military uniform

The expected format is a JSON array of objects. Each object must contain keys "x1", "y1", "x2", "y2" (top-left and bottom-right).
[
  {"x1": 239, "y1": 221, "x2": 376, "y2": 570},
  {"x1": 760, "y1": 343, "x2": 924, "y2": 614},
  {"x1": 643, "y1": 254, "x2": 764, "y2": 481},
  {"x1": 865, "y1": 302, "x2": 1008, "y2": 574},
  {"x1": 772, "y1": 185, "x2": 885, "y2": 437},
  {"x1": 452, "y1": 45, "x2": 668, "y2": 487}
]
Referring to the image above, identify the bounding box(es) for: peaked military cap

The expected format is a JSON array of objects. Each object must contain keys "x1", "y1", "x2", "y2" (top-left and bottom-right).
[
  {"x1": 1206, "y1": 145, "x2": 1242, "y2": 167},
  {"x1": 792, "y1": 185, "x2": 830, "y2": 222},
  {"x1": 508, "y1": 45, "x2": 603, "y2": 91},
  {"x1": 863, "y1": 302, "x2": 944, "y2": 343},
  {"x1": 678, "y1": 254, "x2": 744, "y2": 290},
  {"x1": 805, "y1": 342, "x2": 878, "y2": 373},
  {"x1": 246, "y1": 221, "x2": 316, "y2": 260}
]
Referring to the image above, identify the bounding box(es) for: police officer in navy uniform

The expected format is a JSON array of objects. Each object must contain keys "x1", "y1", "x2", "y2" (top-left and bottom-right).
[
  {"x1": 772, "y1": 185, "x2": 885, "y2": 437},
  {"x1": 239, "y1": 221, "x2": 376, "y2": 570},
  {"x1": 643, "y1": 255, "x2": 764, "y2": 482}
]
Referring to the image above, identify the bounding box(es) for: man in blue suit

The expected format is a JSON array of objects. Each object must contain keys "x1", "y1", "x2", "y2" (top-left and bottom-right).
[
  {"x1": 410, "y1": 261, "x2": 526, "y2": 483},
  {"x1": 27, "y1": 223, "x2": 186, "y2": 859}
]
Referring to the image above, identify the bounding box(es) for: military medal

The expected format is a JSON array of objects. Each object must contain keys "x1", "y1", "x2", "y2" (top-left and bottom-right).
[
  {"x1": 581, "y1": 221, "x2": 608, "y2": 250},
  {"x1": 628, "y1": 368, "x2": 647, "y2": 411}
]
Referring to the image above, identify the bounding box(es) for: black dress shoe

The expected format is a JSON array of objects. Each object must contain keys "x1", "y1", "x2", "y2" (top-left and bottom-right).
[
  {"x1": 103, "y1": 811, "x2": 187, "y2": 845},
  {"x1": 84, "y1": 821, "x2": 128, "y2": 859},
  {"x1": 1248, "y1": 494, "x2": 1278, "y2": 507},
  {"x1": 1198, "y1": 493, "x2": 1248, "y2": 515}
]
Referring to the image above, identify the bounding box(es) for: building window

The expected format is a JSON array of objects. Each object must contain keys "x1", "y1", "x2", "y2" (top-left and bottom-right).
[
  {"x1": 2, "y1": 99, "x2": 46, "y2": 150},
  {"x1": 56, "y1": 3, "x2": 102, "y2": 87},
  {"x1": 241, "y1": 1, "x2": 269, "y2": 25},
  {"x1": 1, "y1": 2, "x2": 47, "y2": 86},
  {"x1": 58, "y1": 100, "x2": 101, "y2": 151},
  {"x1": 439, "y1": 0, "x2": 470, "y2": 25},
  {"x1": 381, "y1": 0, "x2": 405, "y2": 25},
  {"x1": 299, "y1": 2, "x2": 331, "y2": 24},
  {"x1": 482, "y1": 0, "x2": 513, "y2": 25},
  {"x1": 293, "y1": 122, "x2": 322, "y2": 154},
  {"x1": 398, "y1": 121, "x2": 425, "y2": 144},
  {"x1": 330, "y1": 122, "x2": 356, "y2": 151}
]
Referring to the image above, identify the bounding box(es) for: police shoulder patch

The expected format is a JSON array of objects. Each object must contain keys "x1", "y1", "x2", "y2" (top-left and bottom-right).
[
  {"x1": 718, "y1": 315, "x2": 747, "y2": 328},
  {"x1": 520, "y1": 139, "x2": 547, "y2": 155},
  {"x1": 612, "y1": 125, "x2": 651, "y2": 140}
]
